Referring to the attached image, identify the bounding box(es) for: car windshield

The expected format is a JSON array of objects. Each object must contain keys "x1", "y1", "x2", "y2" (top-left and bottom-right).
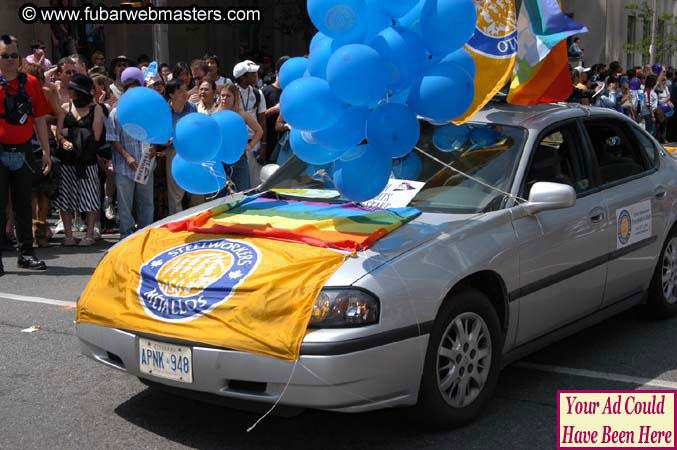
[{"x1": 260, "y1": 121, "x2": 526, "y2": 214}]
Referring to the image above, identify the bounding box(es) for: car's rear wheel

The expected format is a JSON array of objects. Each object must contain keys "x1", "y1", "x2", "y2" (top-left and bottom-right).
[
  {"x1": 415, "y1": 289, "x2": 502, "y2": 429},
  {"x1": 647, "y1": 231, "x2": 677, "y2": 317}
]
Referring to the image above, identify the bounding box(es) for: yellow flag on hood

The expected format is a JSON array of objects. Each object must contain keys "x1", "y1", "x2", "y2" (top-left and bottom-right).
[
  {"x1": 454, "y1": 0, "x2": 518, "y2": 123},
  {"x1": 76, "y1": 228, "x2": 346, "y2": 360}
]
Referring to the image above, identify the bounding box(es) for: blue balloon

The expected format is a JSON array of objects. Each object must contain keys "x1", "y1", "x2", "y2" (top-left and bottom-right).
[
  {"x1": 408, "y1": 59, "x2": 474, "y2": 122},
  {"x1": 312, "y1": 105, "x2": 369, "y2": 150},
  {"x1": 365, "y1": 0, "x2": 392, "y2": 42},
  {"x1": 307, "y1": 0, "x2": 368, "y2": 44},
  {"x1": 212, "y1": 110, "x2": 248, "y2": 164},
  {"x1": 117, "y1": 87, "x2": 172, "y2": 144},
  {"x1": 172, "y1": 156, "x2": 227, "y2": 195},
  {"x1": 333, "y1": 144, "x2": 392, "y2": 202},
  {"x1": 174, "y1": 113, "x2": 221, "y2": 163},
  {"x1": 280, "y1": 77, "x2": 343, "y2": 131},
  {"x1": 441, "y1": 48, "x2": 475, "y2": 79},
  {"x1": 290, "y1": 129, "x2": 347, "y2": 164},
  {"x1": 433, "y1": 124, "x2": 470, "y2": 152},
  {"x1": 366, "y1": 103, "x2": 420, "y2": 158},
  {"x1": 420, "y1": 0, "x2": 477, "y2": 58},
  {"x1": 388, "y1": 86, "x2": 411, "y2": 104},
  {"x1": 470, "y1": 126, "x2": 501, "y2": 147},
  {"x1": 371, "y1": 26, "x2": 425, "y2": 92},
  {"x1": 396, "y1": 0, "x2": 425, "y2": 33},
  {"x1": 279, "y1": 57, "x2": 309, "y2": 89},
  {"x1": 308, "y1": 37, "x2": 334, "y2": 79},
  {"x1": 379, "y1": 0, "x2": 419, "y2": 18},
  {"x1": 310, "y1": 31, "x2": 329, "y2": 53},
  {"x1": 326, "y1": 44, "x2": 388, "y2": 106},
  {"x1": 392, "y1": 151, "x2": 422, "y2": 179}
]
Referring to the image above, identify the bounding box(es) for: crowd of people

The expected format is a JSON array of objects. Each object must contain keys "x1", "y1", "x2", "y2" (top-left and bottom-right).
[
  {"x1": 568, "y1": 60, "x2": 677, "y2": 142},
  {"x1": 0, "y1": 33, "x2": 289, "y2": 273},
  {"x1": 4, "y1": 29, "x2": 677, "y2": 275}
]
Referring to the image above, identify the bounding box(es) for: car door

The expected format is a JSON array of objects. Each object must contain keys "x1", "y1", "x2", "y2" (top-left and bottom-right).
[
  {"x1": 512, "y1": 121, "x2": 610, "y2": 345},
  {"x1": 580, "y1": 117, "x2": 668, "y2": 305}
]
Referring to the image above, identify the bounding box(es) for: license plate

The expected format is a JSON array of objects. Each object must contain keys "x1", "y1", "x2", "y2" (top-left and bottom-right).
[{"x1": 139, "y1": 338, "x2": 193, "y2": 383}]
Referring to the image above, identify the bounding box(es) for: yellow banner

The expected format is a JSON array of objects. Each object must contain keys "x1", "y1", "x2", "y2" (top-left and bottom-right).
[
  {"x1": 454, "y1": 0, "x2": 518, "y2": 123},
  {"x1": 76, "y1": 228, "x2": 346, "y2": 360}
]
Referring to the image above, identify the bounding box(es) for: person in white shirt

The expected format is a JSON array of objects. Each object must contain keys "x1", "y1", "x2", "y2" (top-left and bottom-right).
[
  {"x1": 233, "y1": 59, "x2": 267, "y2": 184},
  {"x1": 640, "y1": 74, "x2": 659, "y2": 137},
  {"x1": 203, "y1": 54, "x2": 232, "y2": 91},
  {"x1": 196, "y1": 79, "x2": 218, "y2": 115}
]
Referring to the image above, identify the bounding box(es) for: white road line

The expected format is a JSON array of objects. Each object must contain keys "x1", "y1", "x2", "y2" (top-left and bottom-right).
[
  {"x1": 0, "y1": 292, "x2": 76, "y2": 307},
  {"x1": 517, "y1": 361, "x2": 677, "y2": 390}
]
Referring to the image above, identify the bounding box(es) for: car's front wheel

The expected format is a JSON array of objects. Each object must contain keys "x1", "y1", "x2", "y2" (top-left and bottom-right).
[
  {"x1": 415, "y1": 289, "x2": 502, "y2": 429},
  {"x1": 647, "y1": 231, "x2": 677, "y2": 317}
]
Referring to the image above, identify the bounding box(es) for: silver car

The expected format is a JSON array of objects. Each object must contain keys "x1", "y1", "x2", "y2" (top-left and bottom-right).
[{"x1": 77, "y1": 103, "x2": 677, "y2": 428}]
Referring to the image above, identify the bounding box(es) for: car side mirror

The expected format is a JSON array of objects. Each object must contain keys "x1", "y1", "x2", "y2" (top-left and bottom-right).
[{"x1": 522, "y1": 182, "x2": 576, "y2": 215}]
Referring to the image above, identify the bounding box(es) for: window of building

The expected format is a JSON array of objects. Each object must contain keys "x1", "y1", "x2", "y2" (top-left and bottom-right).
[
  {"x1": 627, "y1": 15, "x2": 637, "y2": 68},
  {"x1": 657, "y1": 19, "x2": 666, "y2": 63},
  {"x1": 642, "y1": 18, "x2": 651, "y2": 65}
]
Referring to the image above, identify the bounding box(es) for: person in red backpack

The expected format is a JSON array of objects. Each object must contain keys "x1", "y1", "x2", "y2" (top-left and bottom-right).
[{"x1": 0, "y1": 34, "x2": 52, "y2": 275}]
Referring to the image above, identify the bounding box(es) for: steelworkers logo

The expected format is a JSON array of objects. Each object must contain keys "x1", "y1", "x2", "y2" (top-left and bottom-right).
[
  {"x1": 618, "y1": 210, "x2": 632, "y2": 245},
  {"x1": 466, "y1": 0, "x2": 518, "y2": 59},
  {"x1": 138, "y1": 239, "x2": 260, "y2": 322}
]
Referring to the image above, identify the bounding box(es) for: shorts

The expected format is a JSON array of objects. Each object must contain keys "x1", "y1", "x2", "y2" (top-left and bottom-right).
[{"x1": 31, "y1": 143, "x2": 59, "y2": 197}]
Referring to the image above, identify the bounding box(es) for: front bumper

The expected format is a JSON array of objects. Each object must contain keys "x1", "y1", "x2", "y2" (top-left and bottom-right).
[{"x1": 76, "y1": 323, "x2": 428, "y2": 413}]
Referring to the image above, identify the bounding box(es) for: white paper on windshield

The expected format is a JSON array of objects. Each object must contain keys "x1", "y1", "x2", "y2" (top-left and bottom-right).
[
  {"x1": 362, "y1": 179, "x2": 425, "y2": 209},
  {"x1": 134, "y1": 143, "x2": 155, "y2": 185},
  {"x1": 271, "y1": 189, "x2": 340, "y2": 199}
]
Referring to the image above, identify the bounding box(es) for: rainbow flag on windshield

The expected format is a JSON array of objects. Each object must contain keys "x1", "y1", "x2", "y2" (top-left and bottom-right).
[
  {"x1": 166, "y1": 194, "x2": 421, "y2": 252},
  {"x1": 507, "y1": 0, "x2": 588, "y2": 105}
]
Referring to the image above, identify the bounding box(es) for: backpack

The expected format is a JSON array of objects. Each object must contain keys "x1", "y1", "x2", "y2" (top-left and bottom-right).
[{"x1": 0, "y1": 72, "x2": 33, "y2": 125}]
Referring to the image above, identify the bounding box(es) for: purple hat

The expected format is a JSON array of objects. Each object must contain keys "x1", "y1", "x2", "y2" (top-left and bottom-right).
[
  {"x1": 652, "y1": 64, "x2": 663, "y2": 75},
  {"x1": 629, "y1": 77, "x2": 641, "y2": 90},
  {"x1": 121, "y1": 66, "x2": 145, "y2": 86}
]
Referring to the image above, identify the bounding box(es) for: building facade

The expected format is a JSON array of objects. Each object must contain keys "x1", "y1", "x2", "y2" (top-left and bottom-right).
[
  {"x1": 563, "y1": 0, "x2": 677, "y2": 68},
  {"x1": 2, "y1": 0, "x2": 309, "y2": 77},
  {"x1": 4, "y1": 0, "x2": 676, "y2": 75}
]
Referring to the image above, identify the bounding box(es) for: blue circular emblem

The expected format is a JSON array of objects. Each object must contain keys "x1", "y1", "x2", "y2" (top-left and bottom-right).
[
  {"x1": 618, "y1": 210, "x2": 632, "y2": 245},
  {"x1": 138, "y1": 239, "x2": 260, "y2": 322}
]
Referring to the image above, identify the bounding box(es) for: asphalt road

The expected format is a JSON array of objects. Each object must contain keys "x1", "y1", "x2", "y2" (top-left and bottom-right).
[{"x1": 1, "y1": 234, "x2": 677, "y2": 450}]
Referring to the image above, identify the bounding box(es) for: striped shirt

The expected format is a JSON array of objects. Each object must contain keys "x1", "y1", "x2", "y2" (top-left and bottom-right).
[{"x1": 107, "y1": 107, "x2": 155, "y2": 180}]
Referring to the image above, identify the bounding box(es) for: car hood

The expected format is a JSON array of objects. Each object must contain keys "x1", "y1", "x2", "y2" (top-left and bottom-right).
[
  {"x1": 325, "y1": 211, "x2": 479, "y2": 286},
  {"x1": 124, "y1": 195, "x2": 478, "y2": 287}
]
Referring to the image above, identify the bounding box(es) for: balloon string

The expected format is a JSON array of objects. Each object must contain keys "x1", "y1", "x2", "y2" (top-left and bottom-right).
[
  {"x1": 201, "y1": 162, "x2": 229, "y2": 201},
  {"x1": 246, "y1": 358, "x2": 299, "y2": 432},
  {"x1": 413, "y1": 145, "x2": 528, "y2": 204}
]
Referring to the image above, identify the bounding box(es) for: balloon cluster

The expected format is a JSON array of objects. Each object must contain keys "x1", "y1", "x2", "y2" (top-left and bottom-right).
[
  {"x1": 116, "y1": 86, "x2": 249, "y2": 195},
  {"x1": 278, "y1": 0, "x2": 478, "y2": 202}
]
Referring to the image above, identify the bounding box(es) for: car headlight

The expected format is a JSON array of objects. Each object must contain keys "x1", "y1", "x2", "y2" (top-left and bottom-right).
[{"x1": 309, "y1": 288, "x2": 379, "y2": 328}]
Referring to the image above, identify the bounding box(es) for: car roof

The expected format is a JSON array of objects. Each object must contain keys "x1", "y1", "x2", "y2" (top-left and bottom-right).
[{"x1": 467, "y1": 101, "x2": 629, "y2": 130}]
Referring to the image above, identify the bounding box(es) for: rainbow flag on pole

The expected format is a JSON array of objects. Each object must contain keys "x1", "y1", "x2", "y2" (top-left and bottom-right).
[
  {"x1": 507, "y1": 0, "x2": 588, "y2": 105},
  {"x1": 166, "y1": 194, "x2": 421, "y2": 252}
]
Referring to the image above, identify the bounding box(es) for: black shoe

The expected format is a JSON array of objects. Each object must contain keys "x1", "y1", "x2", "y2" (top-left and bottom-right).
[
  {"x1": 17, "y1": 255, "x2": 47, "y2": 271},
  {"x1": 0, "y1": 260, "x2": 4, "y2": 277}
]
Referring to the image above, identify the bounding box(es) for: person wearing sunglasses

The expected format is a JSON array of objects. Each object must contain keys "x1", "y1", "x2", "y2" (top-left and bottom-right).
[
  {"x1": 187, "y1": 59, "x2": 209, "y2": 104},
  {"x1": 107, "y1": 55, "x2": 132, "y2": 99},
  {"x1": 25, "y1": 40, "x2": 51, "y2": 71},
  {"x1": 0, "y1": 34, "x2": 53, "y2": 274}
]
